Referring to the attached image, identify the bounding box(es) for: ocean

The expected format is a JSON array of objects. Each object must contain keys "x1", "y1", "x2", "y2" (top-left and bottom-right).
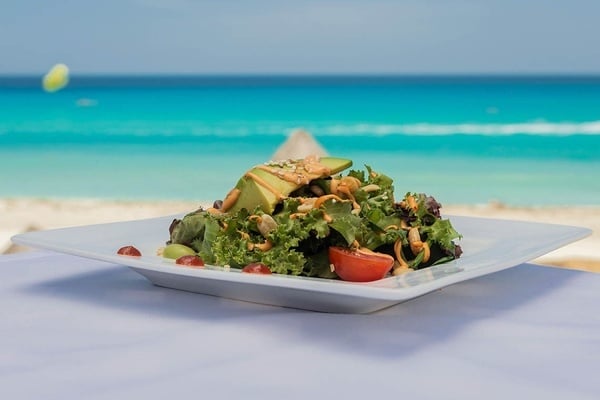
[{"x1": 1, "y1": 75, "x2": 599, "y2": 206}]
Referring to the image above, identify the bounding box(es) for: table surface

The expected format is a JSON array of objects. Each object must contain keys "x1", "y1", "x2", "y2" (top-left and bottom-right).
[{"x1": 1, "y1": 250, "x2": 599, "y2": 399}]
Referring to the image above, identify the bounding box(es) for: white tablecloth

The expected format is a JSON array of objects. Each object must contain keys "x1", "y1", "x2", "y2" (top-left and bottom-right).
[{"x1": 1, "y1": 250, "x2": 598, "y2": 399}]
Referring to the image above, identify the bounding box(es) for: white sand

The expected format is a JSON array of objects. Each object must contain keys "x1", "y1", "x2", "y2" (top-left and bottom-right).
[
  {"x1": 2, "y1": 197, "x2": 598, "y2": 272},
  {"x1": 0, "y1": 198, "x2": 207, "y2": 254},
  {"x1": 444, "y1": 204, "x2": 599, "y2": 270}
]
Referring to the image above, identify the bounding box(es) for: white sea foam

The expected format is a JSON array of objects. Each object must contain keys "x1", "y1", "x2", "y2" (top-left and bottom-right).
[
  {"x1": 3, "y1": 120, "x2": 600, "y2": 138},
  {"x1": 320, "y1": 120, "x2": 600, "y2": 136}
]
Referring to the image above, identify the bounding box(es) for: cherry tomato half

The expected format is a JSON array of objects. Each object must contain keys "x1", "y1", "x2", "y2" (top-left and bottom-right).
[
  {"x1": 328, "y1": 246, "x2": 394, "y2": 282},
  {"x1": 117, "y1": 245, "x2": 142, "y2": 257},
  {"x1": 241, "y1": 263, "x2": 272, "y2": 274},
  {"x1": 175, "y1": 255, "x2": 205, "y2": 268}
]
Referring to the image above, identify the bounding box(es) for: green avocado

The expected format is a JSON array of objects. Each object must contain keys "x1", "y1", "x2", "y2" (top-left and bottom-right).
[{"x1": 224, "y1": 157, "x2": 352, "y2": 214}]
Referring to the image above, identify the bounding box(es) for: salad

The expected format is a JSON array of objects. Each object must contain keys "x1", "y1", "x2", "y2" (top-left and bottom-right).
[{"x1": 164, "y1": 155, "x2": 462, "y2": 282}]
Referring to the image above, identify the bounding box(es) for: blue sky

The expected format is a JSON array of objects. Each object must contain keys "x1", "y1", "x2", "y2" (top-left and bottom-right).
[{"x1": 1, "y1": 0, "x2": 599, "y2": 75}]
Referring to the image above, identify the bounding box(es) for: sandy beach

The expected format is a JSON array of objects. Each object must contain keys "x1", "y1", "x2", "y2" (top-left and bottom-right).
[{"x1": 1, "y1": 197, "x2": 598, "y2": 272}]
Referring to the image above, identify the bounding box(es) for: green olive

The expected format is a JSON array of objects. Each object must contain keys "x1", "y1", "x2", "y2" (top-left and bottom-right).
[{"x1": 163, "y1": 243, "x2": 196, "y2": 259}]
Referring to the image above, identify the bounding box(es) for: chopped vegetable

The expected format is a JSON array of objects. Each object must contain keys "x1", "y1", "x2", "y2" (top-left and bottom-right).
[
  {"x1": 329, "y1": 246, "x2": 394, "y2": 282},
  {"x1": 175, "y1": 255, "x2": 205, "y2": 267},
  {"x1": 241, "y1": 263, "x2": 272, "y2": 274},
  {"x1": 117, "y1": 245, "x2": 142, "y2": 257}
]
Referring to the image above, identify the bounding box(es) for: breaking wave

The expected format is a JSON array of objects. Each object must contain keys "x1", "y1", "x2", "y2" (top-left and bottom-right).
[
  {"x1": 2, "y1": 120, "x2": 600, "y2": 139},
  {"x1": 320, "y1": 121, "x2": 600, "y2": 136}
]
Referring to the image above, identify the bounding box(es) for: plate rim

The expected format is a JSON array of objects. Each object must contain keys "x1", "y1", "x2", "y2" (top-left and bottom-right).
[{"x1": 11, "y1": 214, "x2": 592, "y2": 302}]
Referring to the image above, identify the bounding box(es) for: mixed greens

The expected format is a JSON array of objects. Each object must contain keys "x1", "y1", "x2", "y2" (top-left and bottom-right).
[{"x1": 166, "y1": 157, "x2": 462, "y2": 280}]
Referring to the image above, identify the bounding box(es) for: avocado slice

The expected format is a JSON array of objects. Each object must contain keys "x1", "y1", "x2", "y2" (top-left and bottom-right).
[{"x1": 224, "y1": 156, "x2": 352, "y2": 214}]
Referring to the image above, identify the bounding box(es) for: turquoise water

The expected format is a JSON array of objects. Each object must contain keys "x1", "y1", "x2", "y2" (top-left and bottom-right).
[{"x1": 1, "y1": 76, "x2": 599, "y2": 205}]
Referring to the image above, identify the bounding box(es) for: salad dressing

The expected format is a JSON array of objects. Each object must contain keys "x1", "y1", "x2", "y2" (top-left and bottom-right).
[
  {"x1": 220, "y1": 188, "x2": 241, "y2": 213},
  {"x1": 256, "y1": 157, "x2": 332, "y2": 186},
  {"x1": 244, "y1": 171, "x2": 287, "y2": 200},
  {"x1": 242, "y1": 157, "x2": 334, "y2": 207}
]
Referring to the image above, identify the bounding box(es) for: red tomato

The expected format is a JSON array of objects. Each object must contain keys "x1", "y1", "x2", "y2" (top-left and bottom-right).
[
  {"x1": 328, "y1": 246, "x2": 394, "y2": 282},
  {"x1": 241, "y1": 263, "x2": 272, "y2": 275},
  {"x1": 117, "y1": 245, "x2": 142, "y2": 257},
  {"x1": 175, "y1": 255, "x2": 205, "y2": 268}
]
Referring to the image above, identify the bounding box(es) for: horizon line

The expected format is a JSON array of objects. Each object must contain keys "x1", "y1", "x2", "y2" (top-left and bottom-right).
[
  {"x1": 2, "y1": 72, "x2": 600, "y2": 78},
  {"x1": 3, "y1": 73, "x2": 600, "y2": 89}
]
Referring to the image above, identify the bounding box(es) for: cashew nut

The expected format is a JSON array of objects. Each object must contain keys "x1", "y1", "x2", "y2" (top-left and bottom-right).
[
  {"x1": 314, "y1": 194, "x2": 344, "y2": 209},
  {"x1": 256, "y1": 214, "x2": 278, "y2": 237},
  {"x1": 408, "y1": 227, "x2": 423, "y2": 255},
  {"x1": 248, "y1": 239, "x2": 273, "y2": 252},
  {"x1": 393, "y1": 238, "x2": 409, "y2": 269},
  {"x1": 361, "y1": 184, "x2": 380, "y2": 193}
]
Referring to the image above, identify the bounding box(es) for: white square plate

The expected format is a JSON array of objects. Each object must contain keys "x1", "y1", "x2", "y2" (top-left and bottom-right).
[{"x1": 11, "y1": 215, "x2": 590, "y2": 313}]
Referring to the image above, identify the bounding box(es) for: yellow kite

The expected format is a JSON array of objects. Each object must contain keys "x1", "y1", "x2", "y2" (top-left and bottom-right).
[{"x1": 42, "y1": 63, "x2": 70, "y2": 92}]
